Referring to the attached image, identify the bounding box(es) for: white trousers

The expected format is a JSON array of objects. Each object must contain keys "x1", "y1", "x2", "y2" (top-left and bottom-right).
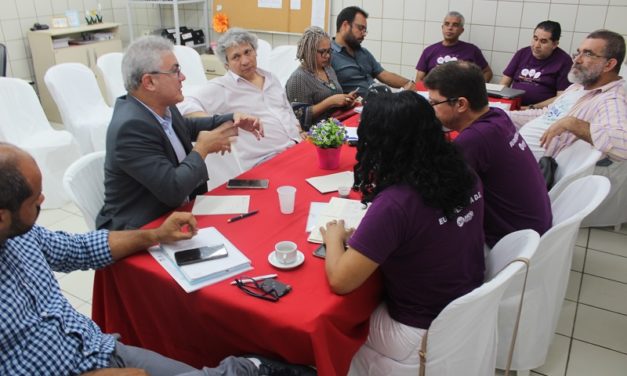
[{"x1": 347, "y1": 303, "x2": 427, "y2": 376}]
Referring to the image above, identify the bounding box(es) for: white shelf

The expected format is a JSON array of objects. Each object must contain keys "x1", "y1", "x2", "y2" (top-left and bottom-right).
[{"x1": 126, "y1": 0, "x2": 209, "y2": 48}]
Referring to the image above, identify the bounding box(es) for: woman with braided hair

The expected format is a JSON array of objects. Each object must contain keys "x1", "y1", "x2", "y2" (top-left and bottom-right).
[{"x1": 286, "y1": 26, "x2": 357, "y2": 130}]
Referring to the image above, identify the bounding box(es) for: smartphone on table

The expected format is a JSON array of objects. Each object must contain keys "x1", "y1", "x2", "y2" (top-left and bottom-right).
[
  {"x1": 312, "y1": 244, "x2": 326, "y2": 259},
  {"x1": 174, "y1": 244, "x2": 228, "y2": 266},
  {"x1": 226, "y1": 179, "x2": 269, "y2": 189}
]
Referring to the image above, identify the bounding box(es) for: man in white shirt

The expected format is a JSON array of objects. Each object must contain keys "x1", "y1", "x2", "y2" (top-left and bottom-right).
[{"x1": 179, "y1": 28, "x2": 303, "y2": 171}]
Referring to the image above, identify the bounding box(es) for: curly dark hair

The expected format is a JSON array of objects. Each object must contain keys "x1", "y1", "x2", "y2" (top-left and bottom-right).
[{"x1": 354, "y1": 91, "x2": 476, "y2": 218}]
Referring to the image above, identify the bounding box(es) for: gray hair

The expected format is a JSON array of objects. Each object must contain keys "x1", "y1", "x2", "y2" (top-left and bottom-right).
[
  {"x1": 445, "y1": 11, "x2": 465, "y2": 27},
  {"x1": 122, "y1": 35, "x2": 174, "y2": 92},
  {"x1": 297, "y1": 26, "x2": 330, "y2": 73},
  {"x1": 215, "y1": 28, "x2": 259, "y2": 65}
]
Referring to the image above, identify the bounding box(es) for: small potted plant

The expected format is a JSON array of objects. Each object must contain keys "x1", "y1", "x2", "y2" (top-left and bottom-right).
[{"x1": 308, "y1": 117, "x2": 348, "y2": 170}]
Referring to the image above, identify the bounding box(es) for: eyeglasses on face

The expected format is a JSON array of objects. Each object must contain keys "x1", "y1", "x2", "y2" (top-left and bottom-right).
[
  {"x1": 571, "y1": 50, "x2": 607, "y2": 60},
  {"x1": 429, "y1": 97, "x2": 459, "y2": 107},
  {"x1": 317, "y1": 48, "x2": 332, "y2": 56},
  {"x1": 150, "y1": 64, "x2": 183, "y2": 78},
  {"x1": 351, "y1": 23, "x2": 368, "y2": 33}
]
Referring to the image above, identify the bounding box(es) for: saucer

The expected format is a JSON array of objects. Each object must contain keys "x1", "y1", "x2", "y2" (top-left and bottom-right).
[{"x1": 268, "y1": 250, "x2": 305, "y2": 269}]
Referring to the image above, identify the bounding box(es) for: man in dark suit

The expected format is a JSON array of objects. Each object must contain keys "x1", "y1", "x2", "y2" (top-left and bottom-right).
[{"x1": 97, "y1": 36, "x2": 263, "y2": 230}]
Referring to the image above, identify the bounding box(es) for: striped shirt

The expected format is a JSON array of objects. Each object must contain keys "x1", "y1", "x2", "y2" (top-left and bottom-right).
[
  {"x1": 0, "y1": 226, "x2": 115, "y2": 375},
  {"x1": 509, "y1": 79, "x2": 627, "y2": 161}
]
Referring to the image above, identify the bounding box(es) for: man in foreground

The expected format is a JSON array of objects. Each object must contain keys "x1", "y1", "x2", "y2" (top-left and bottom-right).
[
  {"x1": 424, "y1": 61, "x2": 552, "y2": 247},
  {"x1": 0, "y1": 142, "x2": 315, "y2": 376}
]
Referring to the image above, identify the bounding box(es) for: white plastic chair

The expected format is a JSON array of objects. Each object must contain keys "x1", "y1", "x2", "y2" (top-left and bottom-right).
[
  {"x1": 548, "y1": 140, "x2": 602, "y2": 201},
  {"x1": 63, "y1": 151, "x2": 106, "y2": 231},
  {"x1": 205, "y1": 145, "x2": 244, "y2": 191},
  {"x1": 96, "y1": 52, "x2": 125, "y2": 106},
  {"x1": 256, "y1": 38, "x2": 272, "y2": 71},
  {"x1": 44, "y1": 63, "x2": 113, "y2": 154},
  {"x1": 493, "y1": 175, "x2": 610, "y2": 374},
  {"x1": 267, "y1": 45, "x2": 300, "y2": 87},
  {"x1": 347, "y1": 231, "x2": 539, "y2": 376},
  {"x1": 0, "y1": 77, "x2": 81, "y2": 209},
  {"x1": 581, "y1": 159, "x2": 627, "y2": 230},
  {"x1": 173, "y1": 45, "x2": 207, "y2": 95}
]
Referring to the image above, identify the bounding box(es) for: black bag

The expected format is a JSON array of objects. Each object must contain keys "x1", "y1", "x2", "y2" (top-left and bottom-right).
[{"x1": 538, "y1": 156, "x2": 558, "y2": 190}]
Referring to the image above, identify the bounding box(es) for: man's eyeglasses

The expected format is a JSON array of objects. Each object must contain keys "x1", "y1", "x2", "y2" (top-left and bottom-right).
[
  {"x1": 150, "y1": 64, "x2": 183, "y2": 78},
  {"x1": 429, "y1": 97, "x2": 459, "y2": 106},
  {"x1": 571, "y1": 50, "x2": 607, "y2": 60},
  {"x1": 317, "y1": 48, "x2": 332, "y2": 56},
  {"x1": 351, "y1": 23, "x2": 368, "y2": 33},
  {"x1": 233, "y1": 276, "x2": 291, "y2": 302}
]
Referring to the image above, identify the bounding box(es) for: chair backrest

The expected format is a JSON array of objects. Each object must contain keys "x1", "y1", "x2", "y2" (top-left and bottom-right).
[
  {"x1": 205, "y1": 146, "x2": 244, "y2": 191},
  {"x1": 424, "y1": 230, "x2": 539, "y2": 376},
  {"x1": 0, "y1": 77, "x2": 55, "y2": 144},
  {"x1": 493, "y1": 175, "x2": 610, "y2": 371},
  {"x1": 96, "y1": 52, "x2": 125, "y2": 106},
  {"x1": 0, "y1": 43, "x2": 6, "y2": 77},
  {"x1": 63, "y1": 151, "x2": 106, "y2": 231},
  {"x1": 549, "y1": 140, "x2": 602, "y2": 201},
  {"x1": 256, "y1": 38, "x2": 273, "y2": 71},
  {"x1": 173, "y1": 45, "x2": 207, "y2": 92},
  {"x1": 267, "y1": 45, "x2": 300, "y2": 87},
  {"x1": 44, "y1": 63, "x2": 113, "y2": 154}
]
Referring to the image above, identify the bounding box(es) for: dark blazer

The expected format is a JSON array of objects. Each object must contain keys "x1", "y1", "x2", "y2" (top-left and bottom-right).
[{"x1": 96, "y1": 95, "x2": 232, "y2": 230}]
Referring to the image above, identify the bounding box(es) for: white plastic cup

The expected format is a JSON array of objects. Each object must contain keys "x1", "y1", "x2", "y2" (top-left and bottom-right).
[
  {"x1": 338, "y1": 186, "x2": 351, "y2": 198},
  {"x1": 274, "y1": 240, "x2": 298, "y2": 264},
  {"x1": 277, "y1": 185, "x2": 296, "y2": 214}
]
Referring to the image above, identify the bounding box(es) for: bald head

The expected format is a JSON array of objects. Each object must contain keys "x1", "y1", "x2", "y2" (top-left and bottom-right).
[{"x1": 0, "y1": 143, "x2": 38, "y2": 213}]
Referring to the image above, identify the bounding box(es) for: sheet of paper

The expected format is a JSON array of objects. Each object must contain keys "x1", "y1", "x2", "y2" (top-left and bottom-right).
[
  {"x1": 305, "y1": 171, "x2": 354, "y2": 194},
  {"x1": 486, "y1": 83, "x2": 505, "y2": 92},
  {"x1": 308, "y1": 197, "x2": 369, "y2": 243},
  {"x1": 192, "y1": 195, "x2": 249, "y2": 215},
  {"x1": 258, "y1": 0, "x2": 282, "y2": 9},
  {"x1": 489, "y1": 101, "x2": 511, "y2": 110},
  {"x1": 346, "y1": 127, "x2": 358, "y2": 141},
  {"x1": 290, "y1": 0, "x2": 301, "y2": 10},
  {"x1": 306, "y1": 202, "x2": 327, "y2": 232},
  {"x1": 311, "y1": 0, "x2": 325, "y2": 28}
]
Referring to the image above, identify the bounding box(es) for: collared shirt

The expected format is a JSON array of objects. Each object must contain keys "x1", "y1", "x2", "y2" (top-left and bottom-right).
[
  {"x1": 509, "y1": 79, "x2": 627, "y2": 161},
  {"x1": 136, "y1": 99, "x2": 187, "y2": 163},
  {"x1": 178, "y1": 68, "x2": 301, "y2": 171},
  {"x1": 330, "y1": 39, "x2": 384, "y2": 97},
  {"x1": 0, "y1": 226, "x2": 115, "y2": 375}
]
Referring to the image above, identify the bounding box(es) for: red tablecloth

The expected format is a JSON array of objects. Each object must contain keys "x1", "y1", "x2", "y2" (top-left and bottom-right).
[{"x1": 92, "y1": 142, "x2": 382, "y2": 376}]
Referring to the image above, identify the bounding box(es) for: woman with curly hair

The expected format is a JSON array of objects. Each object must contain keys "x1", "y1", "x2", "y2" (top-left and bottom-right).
[
  {"x1": 285, "y1": 26, "x2": 357, "y2": 130},
  {"x1": 320, "y1": 91, "x2": 486, "y2": 374}
]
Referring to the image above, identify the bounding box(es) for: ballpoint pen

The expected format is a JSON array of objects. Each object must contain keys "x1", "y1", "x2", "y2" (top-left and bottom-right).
[
  {"x1": 227, "y1": 210, "x2": 259, "y2": 223},
  {"x1": 230, "y1": 274, "x2": 277, "y2": 285}
]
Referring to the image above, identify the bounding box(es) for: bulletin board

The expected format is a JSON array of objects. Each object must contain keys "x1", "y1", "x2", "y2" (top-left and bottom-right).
[{"x1": 212, "y1": 0, "x2": 329, "y2": 34}]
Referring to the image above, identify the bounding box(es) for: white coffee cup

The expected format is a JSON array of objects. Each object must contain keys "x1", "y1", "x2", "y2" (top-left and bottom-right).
[
  {"x1": 274, "y1": 241, "x2": 298, "y2": 264},
  {"x1": 277, "y1": 186, "x2": 296, "y2": 214}
]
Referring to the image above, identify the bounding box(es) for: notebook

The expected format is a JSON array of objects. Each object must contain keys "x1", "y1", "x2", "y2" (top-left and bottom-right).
[{"x1": 307, "y1": 197, "x2": 369, "y2": 243}]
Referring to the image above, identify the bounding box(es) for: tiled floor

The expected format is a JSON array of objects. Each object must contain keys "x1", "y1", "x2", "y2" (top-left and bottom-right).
[{"x1": 41, "y1": 204, "x2": 627, "y2": 376}]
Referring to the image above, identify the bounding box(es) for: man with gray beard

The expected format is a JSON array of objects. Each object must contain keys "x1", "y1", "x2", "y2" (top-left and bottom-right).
[{"x1": 507, "y1": 29, "x2": 627, "y2": 162}]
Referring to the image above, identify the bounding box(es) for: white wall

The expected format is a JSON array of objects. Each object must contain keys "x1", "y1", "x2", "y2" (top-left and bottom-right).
[{"x1": 1, "y1": 0, "x2": 626, "y2": 85}]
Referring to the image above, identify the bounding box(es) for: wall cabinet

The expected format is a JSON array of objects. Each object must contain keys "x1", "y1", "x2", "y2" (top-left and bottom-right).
[{"x1": 28, "y1": 23, "x2": 122, "y2": 123}]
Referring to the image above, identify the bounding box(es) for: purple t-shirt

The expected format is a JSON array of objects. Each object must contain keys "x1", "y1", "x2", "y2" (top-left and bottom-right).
[
  {"x1": 416, "y1": 40, "x2": 489, "y2": 74},
  {"x1": 348, "y1": 184, "x2": 485, "y2": 329},
  {"x1": 503, "y1": 46, "x2": 572, "y2": 105},
  {"x1": 454, "y1": 108, "x2": 552, "y2": 247}
]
